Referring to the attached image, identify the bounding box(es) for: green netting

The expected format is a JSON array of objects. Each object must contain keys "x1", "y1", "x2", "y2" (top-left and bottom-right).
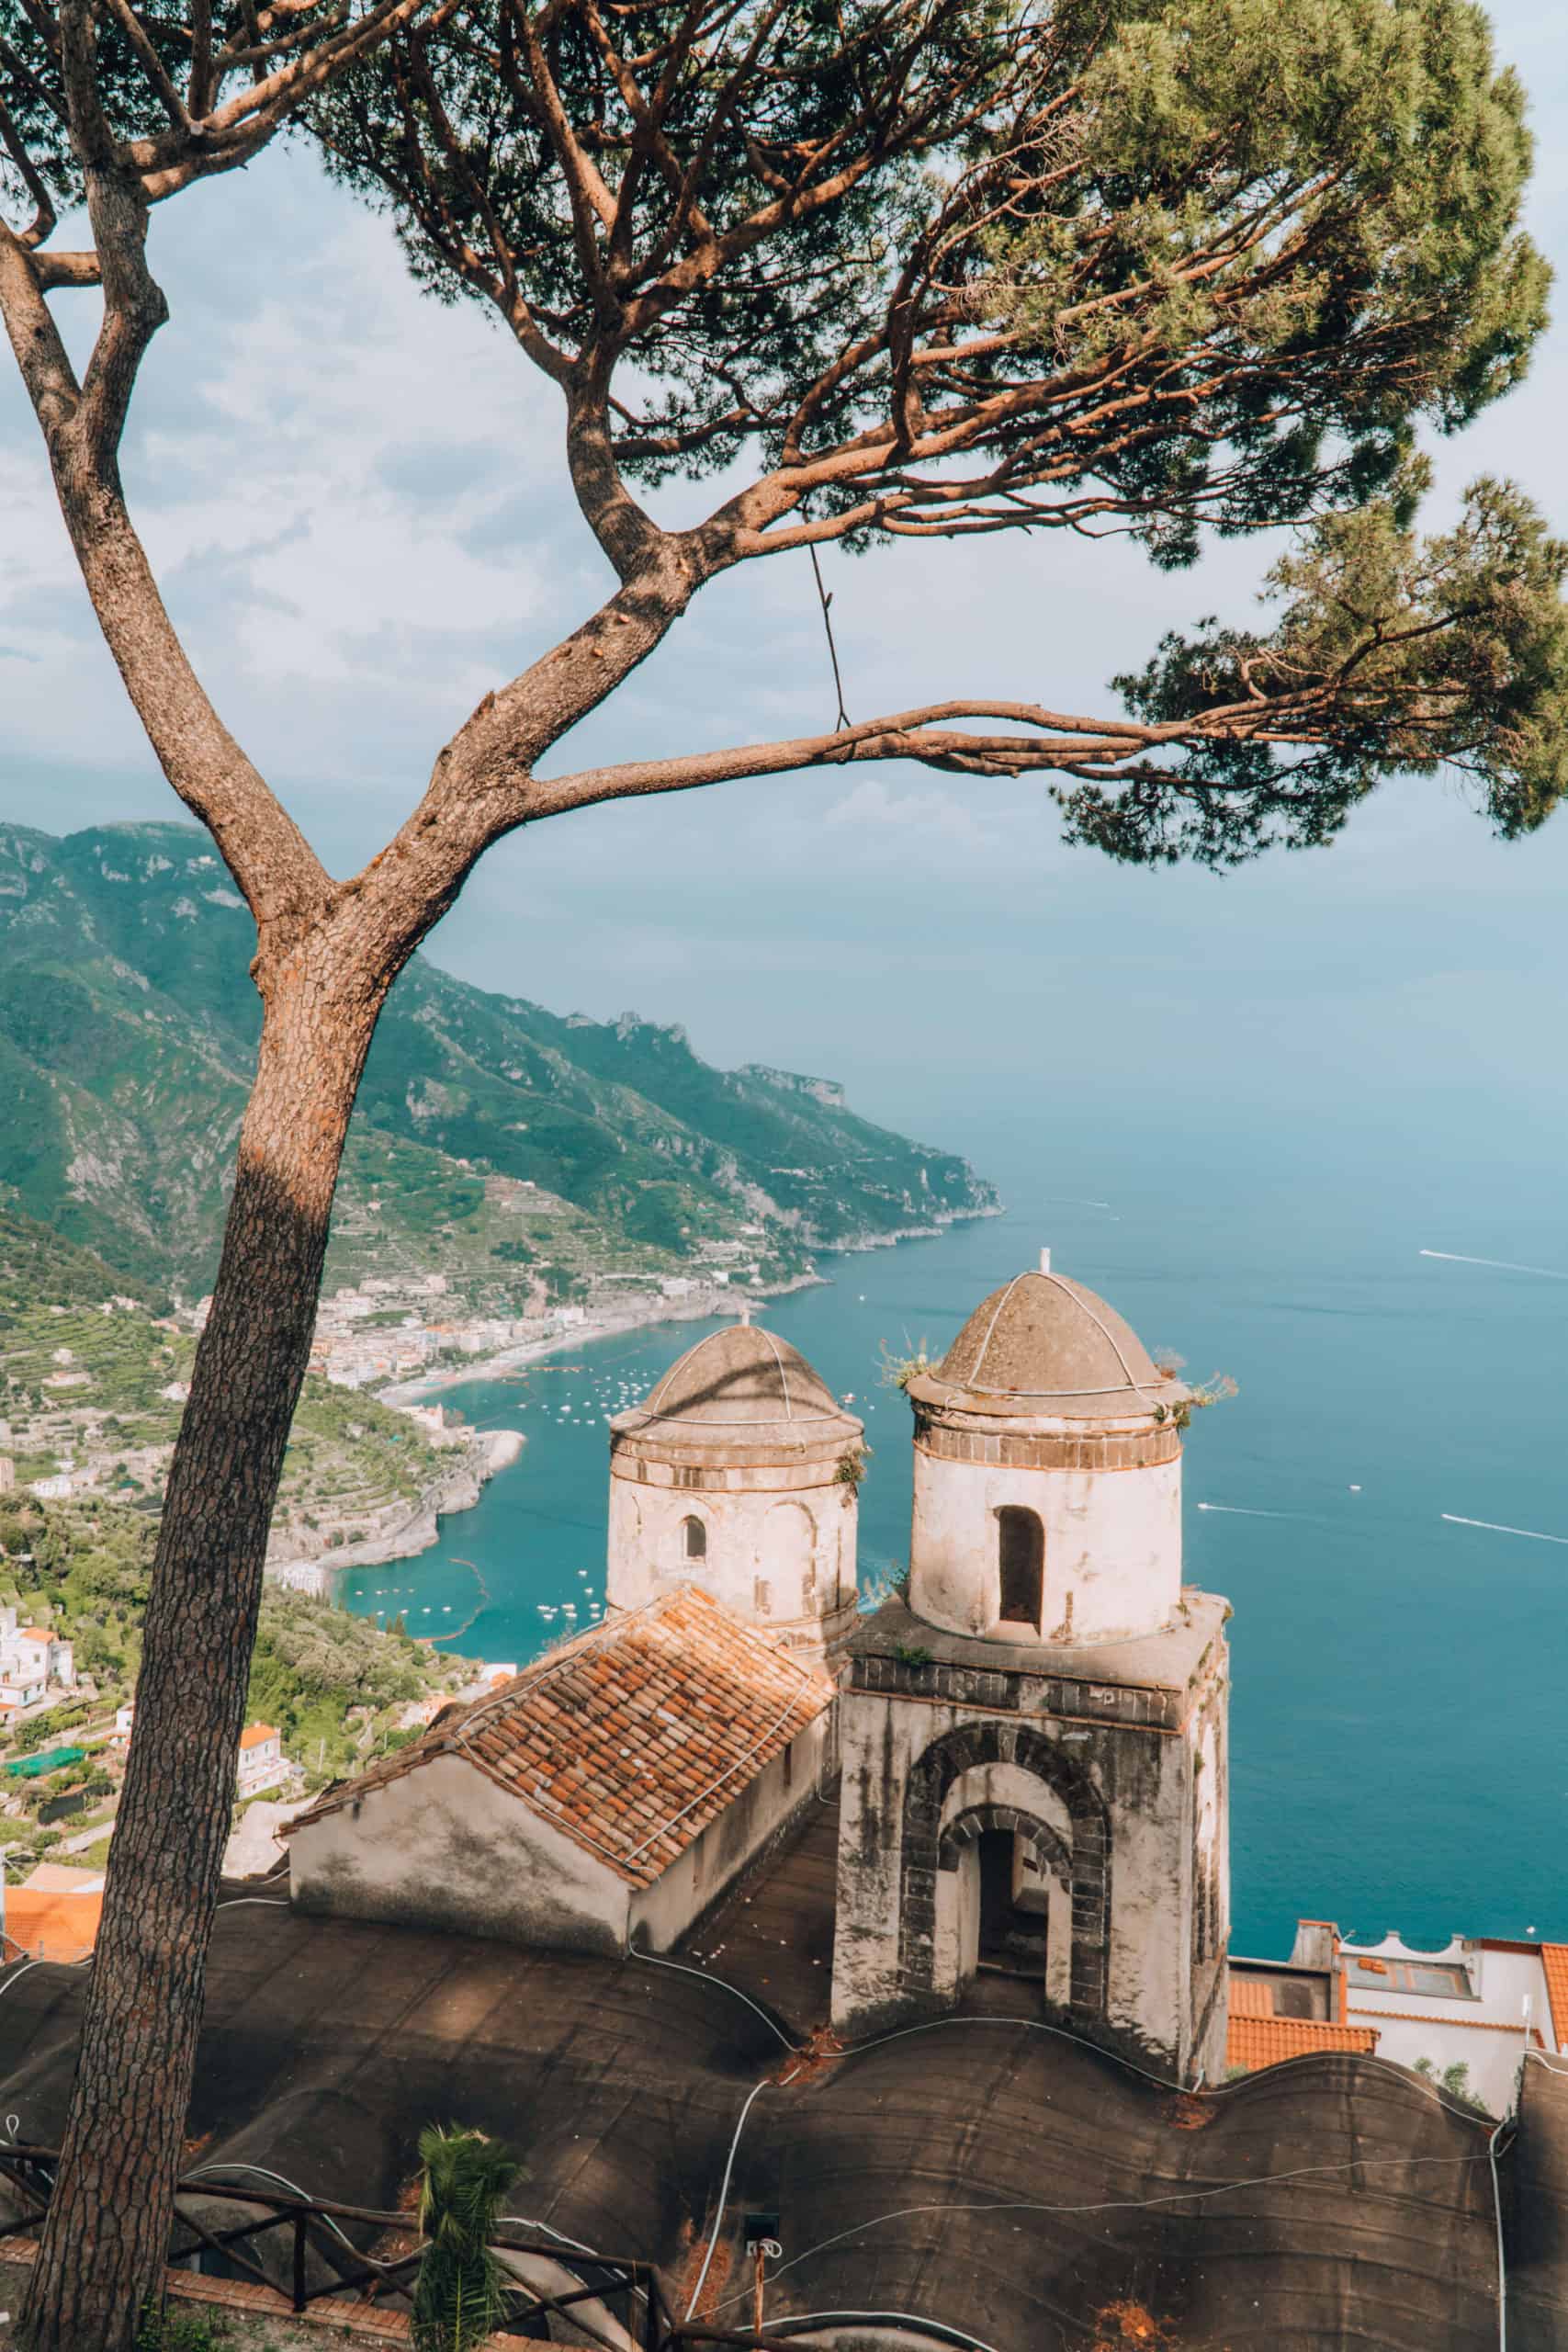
[{"x1": 3, "y1": 1744, "x2": 86, "y2": 1780}]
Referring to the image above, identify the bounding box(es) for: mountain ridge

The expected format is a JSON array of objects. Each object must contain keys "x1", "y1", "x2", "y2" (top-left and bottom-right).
[{"x1": 0, "y1": 820, "x2": 998, "y2": 1307}]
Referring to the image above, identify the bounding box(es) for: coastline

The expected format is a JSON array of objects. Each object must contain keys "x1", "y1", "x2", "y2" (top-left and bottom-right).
[
  {"x1": 278, "y1": 1202, "x2": 1002, "y2": 1598},
  {"x1": 379, "y1": 1204, "x2": 1004, "y2": 1408}
]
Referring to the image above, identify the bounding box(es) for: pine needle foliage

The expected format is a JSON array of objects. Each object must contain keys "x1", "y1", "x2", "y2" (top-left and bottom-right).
[{"x1": 411, "y1": 2124, "x2": 522, "y2": 2352}]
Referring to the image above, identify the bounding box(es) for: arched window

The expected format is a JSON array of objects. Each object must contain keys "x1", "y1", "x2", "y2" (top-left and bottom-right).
[
  {"x1": 997, "y1": 1507, "x2": 1043, "y2": 1630},
  {"x1": 681, "y1": 1515, "x2": 707, "y2": 1562}
]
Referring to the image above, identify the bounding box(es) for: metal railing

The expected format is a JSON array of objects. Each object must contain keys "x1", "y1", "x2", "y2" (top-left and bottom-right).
[{"x1": 0, "y1": 2142, "x2": 816, "y2": 2349}]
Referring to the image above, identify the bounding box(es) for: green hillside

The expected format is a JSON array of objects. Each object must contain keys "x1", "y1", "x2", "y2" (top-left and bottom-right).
[{"x1": 0, "y1": 820, "x2": 997, "y2": 1305}]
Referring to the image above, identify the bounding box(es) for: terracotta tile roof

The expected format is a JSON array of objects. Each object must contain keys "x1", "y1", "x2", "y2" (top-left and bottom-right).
[
  {"x1": 1541, "y1": 1947, "x2": 1568, "y2": 2050},
  {"x1": 288, "y1": 1589, "x2": 834, "y2": 1890},
  {"x1": 1, "y1": 1886, "x2": 103, "y2": 1964},
  {"x1": 239, "y1": 1724, "x2": 278, "y2": 1750},
  {"x1": 1226, "y1": 2015, "x2": 1379, "y2": 2073},
  {"x1": 1228, "y1": 1975, "x2": 1277, "y2": 2017}
]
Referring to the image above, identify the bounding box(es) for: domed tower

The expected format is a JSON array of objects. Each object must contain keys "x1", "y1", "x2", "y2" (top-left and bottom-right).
[
  {"x1": 606, "y1": 1317, "x2": 863, "y2": 1663},
  {"x1": 908, "y1": 1254, "x2": 1184, "y2": 1645},
  {"x1": 831, "y1": 1255, "x2": 1231, "y2": 2084}
]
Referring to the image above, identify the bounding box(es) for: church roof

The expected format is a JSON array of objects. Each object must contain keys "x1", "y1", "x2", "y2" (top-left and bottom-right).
[
  {"x1": 928, "y1": 1266, "x2": 1176, "y2": 1419},
  {"x1": 287, "y1": 1588, "x2": 833, "y2": 1890},
  {"x1": 615, "y1": 1321, "x2": 860, "y2": 1445}
]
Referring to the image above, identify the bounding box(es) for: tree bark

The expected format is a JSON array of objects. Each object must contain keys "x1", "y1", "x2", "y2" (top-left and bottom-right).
[{"x1": 20, "y1": 947, "x2": 383, "y2": 2352}]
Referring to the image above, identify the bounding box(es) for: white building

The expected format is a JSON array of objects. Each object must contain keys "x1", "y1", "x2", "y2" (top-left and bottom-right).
[
  {"x1": 236, "y1": 1724, "x2": 285, "y2": 1796},
  {"x1": 0, "y1": 1623, "x2": 73, "y2": 1692},
  {"x1": 829, "y1": 1257, "x2": 1232, "y2": 2080},
  {"x1": 606, "y1": 1318, "x2": 863, "y2": 1664},
  {"x1": 1283, "y1": 1921, "x2": 1568, "y2": 2117},
  {"x1": 29, "y1": 1475, "x2": 74, "y2": 1502},
  {"x1": 286, "y1": 1588, "x2": 834, "y2": 1954}
]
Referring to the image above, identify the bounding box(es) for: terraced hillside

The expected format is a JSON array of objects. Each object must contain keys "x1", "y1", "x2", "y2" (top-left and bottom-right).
[{"x1": 0, "y1": 1204, "x2": 442, "y2": 1548}]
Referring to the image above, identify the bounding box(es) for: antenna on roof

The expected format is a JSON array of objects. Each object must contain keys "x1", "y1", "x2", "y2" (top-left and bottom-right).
[{"x1": 1039, "y1": 1247, "x2": 1052, "y2": 1274}]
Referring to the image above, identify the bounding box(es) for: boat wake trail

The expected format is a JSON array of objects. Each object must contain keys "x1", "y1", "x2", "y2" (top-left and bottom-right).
[
  {"x1": 1440, "y1": 1514, "x2": 1568, "y2": 1547},
  {"x1": 1419, "y1": 1249, "x2": 1568, "y2": 1280},
  {"x1": 1196, "y1": 1503, "x2": 1313, "y2": 1522}
]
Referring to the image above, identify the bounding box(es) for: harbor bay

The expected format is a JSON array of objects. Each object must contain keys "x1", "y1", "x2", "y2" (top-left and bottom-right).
[{"x1": 336, "y1": 1104, "x2": 1568, "y2": 1962}]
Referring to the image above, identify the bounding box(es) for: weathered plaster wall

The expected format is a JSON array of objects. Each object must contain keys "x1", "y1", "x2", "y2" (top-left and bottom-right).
[
  {"x1": 607, "y1": 1460, "x2": 859, "y2": 1657},
  {"x1": 288, "y1": 1752, "x2": 630, "y2": 1955},
  {"x1": 832, "y1": 1626, "x2": 1229, "y2": 2078},
  {"x1": 909, "y1": 1443, "x2": 1181, "y2": 1645},
  {"x1": 289, "y1": 1714, "x2": 834, "y2": 1962},
  {"x1": 632, "y1": 1708, "x2": 834, "y2": 1950}
]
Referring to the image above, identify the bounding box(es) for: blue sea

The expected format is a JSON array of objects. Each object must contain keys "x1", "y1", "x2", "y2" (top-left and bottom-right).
[{"x1": 337, "y1": 1103, "x2": 1568, "y2": 1961}]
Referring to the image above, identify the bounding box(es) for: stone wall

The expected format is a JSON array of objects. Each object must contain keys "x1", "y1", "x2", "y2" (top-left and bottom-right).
[{"x1": 831, "y1": 1619, "x2": 1230, "y2": 2078}]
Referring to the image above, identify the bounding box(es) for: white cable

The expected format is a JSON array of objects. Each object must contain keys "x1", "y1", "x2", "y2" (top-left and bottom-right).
[
  {"x1": 1488, "y1": 2118, "x2": 1508, "y2": 2352},
  {"x1": 769, "y1": 2312, "x2": 1001, "y2": 2352},
  {"x1": 683, "y1": 2078, "x2": 773, "y2": 2320},
  {"x1": 718, "y1": 2149, "x2": 1498, "y2": 2314},
  {"x1": 633, "y1": 1949, "x2": 800, "y2": 2052}
]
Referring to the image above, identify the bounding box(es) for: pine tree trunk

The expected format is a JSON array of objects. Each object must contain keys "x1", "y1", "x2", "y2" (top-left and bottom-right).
[{"x1": 21, "y1": 959, "x2": 379, "y2": 2352}]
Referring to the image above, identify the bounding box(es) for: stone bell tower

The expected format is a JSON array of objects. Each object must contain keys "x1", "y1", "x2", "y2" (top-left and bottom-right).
[
  {"x1": 830, "y1": 1255, "x2": 1231, "y2": 2082},
  {"x1": 606, "y1": 1317, "x2": 863, "y2": 1664}
]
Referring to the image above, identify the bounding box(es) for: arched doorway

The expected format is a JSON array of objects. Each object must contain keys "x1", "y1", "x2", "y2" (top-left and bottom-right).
[
  {"x1": 939, "y1": 1800, "x2": 1071, "y2": 1989},
  {"x1": 900, "y1": 1724, "x2": 1111, "y2": 2020}
]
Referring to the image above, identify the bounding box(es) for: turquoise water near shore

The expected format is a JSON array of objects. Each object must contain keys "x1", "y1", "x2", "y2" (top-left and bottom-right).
[{"x1": 336, "y1": 1105, "x2": 1568, "y2": 1961}]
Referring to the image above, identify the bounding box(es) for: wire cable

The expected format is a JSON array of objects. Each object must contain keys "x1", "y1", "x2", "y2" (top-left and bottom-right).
[
  {"x1": 766, "y1": 2310, "x2": 1001, "y2": 2351},
  {"x1": 684, "y1": 2078, "x2": 776, "y2": 2320},
  {"x1": 632, "y1": 1949, "x2": 801, "y2": 2054}
]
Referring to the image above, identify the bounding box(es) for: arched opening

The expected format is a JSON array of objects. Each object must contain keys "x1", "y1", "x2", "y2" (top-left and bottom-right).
[
  {"x1": 997, "y1": 1507, "x2": 1043, "y2": 1630},
  {"x1": 902, "y1": 1726, "x2": 1111, "y2": 2022},
  {"x1": 976, "y1": 1830, "x2": 1048, "y2": 1974},
  {"x1": 764, "y1": 1499, "x2": 817, "y2": 1615},
  {"x1": 681, "y1": 1514, "x2": 707, "y2": 1562}
]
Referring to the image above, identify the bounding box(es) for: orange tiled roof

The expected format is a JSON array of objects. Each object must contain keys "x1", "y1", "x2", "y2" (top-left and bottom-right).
[
  {"x1": 1541, "y1": 1947, "x2": 1568, "y2": 2051},
  {"x1": 1228, "y1": 1975, "x2": 1276, "y2": 2017},
  {"x1": 2, "y1": 1886, "x2": 103, "y2": 1964},
  {"x1": 1226, "y1": 2015, "x2": 1379, "y2": 2072},
  {"x1": 288, "y1": 1588, "x2": 833, "y2": 1889},
  {"x1": 239, "y1": 1724, "x2": 278, "y2": 1749},
  {"x1": 17, "y1": 1627, "x2": 53, "y2": 1643}
]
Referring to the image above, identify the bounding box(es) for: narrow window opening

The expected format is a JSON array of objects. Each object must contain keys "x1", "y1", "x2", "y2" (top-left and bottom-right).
[
  {"x1": 682, "y1": 1515, "x2": 706, "y2": 1562},
  {"x1": 997, "y1": 1507, "x2": 1044, "y2": 1630},
  {"x1": 753, "y1": 1576, "x2": 772, "y2": 1614},
  {"x1": 783, "y1": 1739, "x2": 795, "y2": 1789}
]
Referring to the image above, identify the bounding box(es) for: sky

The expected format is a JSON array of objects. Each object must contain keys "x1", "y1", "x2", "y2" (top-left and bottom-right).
[{"x1": 1, "y1": 2, "x2": 1565, "y2": 1161}]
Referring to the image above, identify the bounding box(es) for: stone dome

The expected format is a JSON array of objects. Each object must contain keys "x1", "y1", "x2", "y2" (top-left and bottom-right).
[
  {"x1": 612, "y1": 1321, "x2": 862, "y2": 1459},
  {"x1": 924, "y1": 1267, "x2": 1179, "y2": 1421}
]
